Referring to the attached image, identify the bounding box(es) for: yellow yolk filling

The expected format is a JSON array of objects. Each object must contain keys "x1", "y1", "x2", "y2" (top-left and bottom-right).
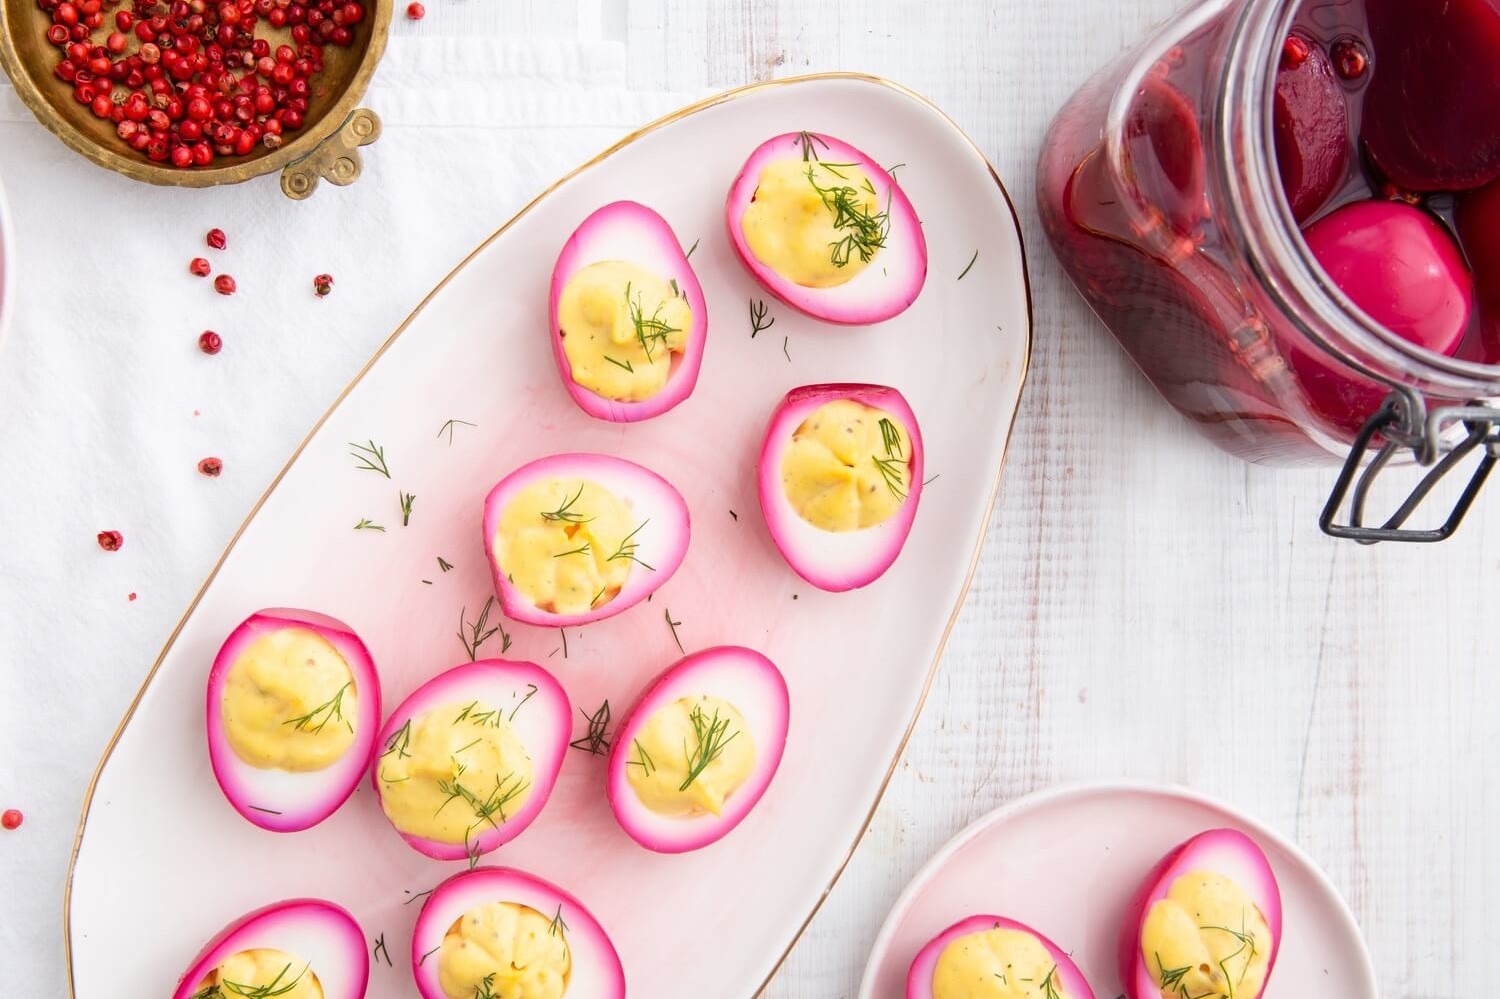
[
  {"x1": 782, "y1": 399, "x2": 911, "y2": 532},
  {"x1": 376, "y1": 701, "x2": 534, "y2": 846},
  {"x1": 438, "y1": 902, "x2": 571, "y2": 999},
  {"x1": 558, "y1": 260, "x2": 693, "y2": 402},
  {"x1": 220, "y1": 628, "x2": 358, "y2": 772},
  {"x1": 493, "y1": 478, "x2": 641, "y2": 616},
  {"x1": 741, "y1": 158, "x2": 886, "y2": 288},
  {"x1": 932, "y1": 927, "x2": 1073, "y2": 999},
  {"x1": 1140, "y1": 871, "x2": 1272, "y2": 999},
  {"x1": 625, "y1": 695, "x2": 756, "y2": 818},
  {"x1": 198, "y1": 948, "x2": 322, "y2": 999}
]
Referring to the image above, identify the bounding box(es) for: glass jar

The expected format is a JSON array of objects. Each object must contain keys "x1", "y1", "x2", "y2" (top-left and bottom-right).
[{"x1": 1038, "y1": 0, "x2": 1500, "y2": 539}]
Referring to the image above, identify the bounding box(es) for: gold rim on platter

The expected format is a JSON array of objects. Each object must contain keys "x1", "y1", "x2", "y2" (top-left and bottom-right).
[{"x1": 59, "y1": 70, "x2": 1035, "y2": 998}]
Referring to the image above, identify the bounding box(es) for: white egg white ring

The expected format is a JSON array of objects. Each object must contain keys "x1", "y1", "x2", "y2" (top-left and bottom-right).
[
  {"x1": 368, "y1": 659, "x2": 570, "y2": 861},
  {"x1": 482, "y1": 452, "x2": 691, "y2": 627},
  {"x1": 205, "y1": 608, "x2": 383, "y2": 833},
  {"x1": 549, "y1": 200, "x2": 709, "y2": 422},
  {"x1": 757, "y1": 384, "x2": 924, "y2": 592},
  {"x1": 170, "y1": 899, "x2": 368, "y2": 999},
  {"x1": 905, "y1": 915, "x2": 1095, "y2": 999},
  {"x1": 607, "y1": 646, "x2": 789, "y2": 853},
  {"x1": 1121, "y1": 828, "x2": 1284, "y2": 999},
  {"x1": 411, "y1": 866, "x2": 625, "y2": 999},
  {"x1": 726, "y1": 131, "x2": 927, "y2": 324}
]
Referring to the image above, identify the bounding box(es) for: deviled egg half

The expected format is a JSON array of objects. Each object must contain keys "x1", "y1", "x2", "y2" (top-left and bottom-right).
[
  {"x1": 607, "y1": 645, "x2": 789, "y2": 853},
  {"x1": 371, "y1": 660, "x2": 570, "y2": 862},
  {"x1": 727, "y1": 130, "x2": 927, "y2": 324},
  {"x1": 907, "y1": 915, "x2": 1095, "y2": 999},
  {"x1": 758, "y1": 383, "x2": 924, "y2": 591},
  {"x1": 206, "y1": 608, "x2": 382, "y2": 832},
  {"x1": 550, "y1": 200, "x2": 708, "y2": 422},
  {"x1": 171, "y1": 899, "x2": 368, "y2": 999},
  {"x1": 411, "y1": 866, "x2": 625, "y2": 999},
  {"x1": 1119, "y1": 829, "x2": 1283, "y2": 999},
  {"x1": 483, "y1": 452, "x2": 690, "y2": 627}
]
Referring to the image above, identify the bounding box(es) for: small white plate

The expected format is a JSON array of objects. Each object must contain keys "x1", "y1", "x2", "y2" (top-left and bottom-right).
[
  {"x1": 66, "y1": 74, "x2": 1032, "y2": 999},
  {"x1": 859, "y1": 782, "x2": 1377, "y2": 999}
]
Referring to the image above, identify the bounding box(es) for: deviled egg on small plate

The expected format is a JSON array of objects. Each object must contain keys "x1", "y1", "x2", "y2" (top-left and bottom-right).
[
  {"x1": 727, "y1": 130, "x2": 927, "y2": 324},
  {"x1": 906, "y1": 915, "x2": 1094, "y2": 999},
  {"x1": 370, "y1": 659, "x2": 570, "y2": 862},
  {"x1": 206, "y1": 608, "x2": 383, "y2": 832},
  {"x1": 170, "y1": 898, "x2": 368, "y2": 999},
  {"x1": 608, "y1": 645, "x2": 789, "y2": 853},
  {"x1": 411, "y1": 866, "x2": 625, "y2": 999},
  {"x1": 550, "y1": 201, "x2": 708, "y2": 422},
  {"x1": 759, "y1": 383, "x2": 924, "y2": 591},
  {"x1": 483, "y1": 452, "x2": 690, "y2": 627}
]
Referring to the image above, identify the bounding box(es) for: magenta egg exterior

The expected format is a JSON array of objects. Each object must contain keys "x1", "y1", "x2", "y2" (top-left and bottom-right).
[
  {"x1": 757, "y1": 383, "x2": 924, "y2": 592},
  {"x1": 549, "y1": 200, "x2": 709, "y2": 422},
  {"x1": 726, "y1": 131, "x2": 927, "y2": 324},
  {"x1": 1117, "y1": 828, "x2": 1284, "y2": 999},
  {"x1": 205, "y1": 608, "x2": 382, "y2": 833},
  {"x1": 170, "y1": 898, "x2": 369, "y2": 999}
]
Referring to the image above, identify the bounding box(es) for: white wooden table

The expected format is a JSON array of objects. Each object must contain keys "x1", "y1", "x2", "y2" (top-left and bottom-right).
[{"x1": 6, "y1": 1, "x2": 1491, "y2": 996}]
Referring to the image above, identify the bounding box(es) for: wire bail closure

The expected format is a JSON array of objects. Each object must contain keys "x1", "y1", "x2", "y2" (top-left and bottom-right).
[{"x1": 1320, "y1": 391, "x2": 1500, "y2": 544}]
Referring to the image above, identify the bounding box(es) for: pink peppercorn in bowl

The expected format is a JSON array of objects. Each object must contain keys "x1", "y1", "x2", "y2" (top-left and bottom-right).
[{"x1": 0, "y1": 0, "x2": 391, "y2": 200}]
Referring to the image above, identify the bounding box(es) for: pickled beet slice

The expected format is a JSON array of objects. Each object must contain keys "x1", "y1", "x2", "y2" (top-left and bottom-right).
[
  {"x1": 1362, "y1": 0, "x2": 1500, "y2": 192},
  {"x1": 1124, "y1": 75, "x2": 1205, "y2": 232},
  {"x1": 1273, "y1": 36, "x2": 1349, "y2": 222},
  {"x1": 1288, "y1": 200, "x2": 1473, "y2": 434}
]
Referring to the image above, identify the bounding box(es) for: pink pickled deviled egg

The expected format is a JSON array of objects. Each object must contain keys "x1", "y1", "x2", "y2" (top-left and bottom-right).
[
  {"x1": 370, "y1": 659, "x2": 569, "y2": 862},
  {"x1": 1118, "y1": 829, "x2": 1283, "y2": 999},
  {"x1": 607, "y1": 645, "x2": 789, "y2": 853},
  {"x1": 727, "y1": 131, "x2": 927, "y2": 324},
  {"x1": 550, "y1": 201, "x2": 708, "y2": 422},
  {"x1": 483, "y1": 452, "x2": 690, "y2": 627},
  {"x1": 907, "y1": 915, "x2": 1095, "y2": 999},
  {"x1": 171, "y1": 898, "x2": 368, "y2": 999},
  {"x1": 758, "y1": 384, "x2": 924, "y2": 591},
  {"x1": 206, "y1": 608, "x2": 382, "y2": 832},
  {"x1": 411, "y1": 866, "x2": 624, "y2": 999}
]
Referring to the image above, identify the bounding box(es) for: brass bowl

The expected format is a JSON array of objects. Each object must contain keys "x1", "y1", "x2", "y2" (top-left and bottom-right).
[{"x1": 0, "y1": 0, "x2": 390, "y2": 198}]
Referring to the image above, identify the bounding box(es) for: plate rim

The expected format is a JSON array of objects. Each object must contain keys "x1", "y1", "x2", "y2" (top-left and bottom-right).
[
  {"x1": 856, "y1": 778, "x2": 1379, "y2": 999},
  {"x1": 60, "y1": 71, "x2": 1036, "y2": 999}
]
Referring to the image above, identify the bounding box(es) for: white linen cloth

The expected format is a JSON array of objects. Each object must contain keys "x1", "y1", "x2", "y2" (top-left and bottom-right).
[{"x1": 0, "y1": 38, "x2": 689, "y2": 995}]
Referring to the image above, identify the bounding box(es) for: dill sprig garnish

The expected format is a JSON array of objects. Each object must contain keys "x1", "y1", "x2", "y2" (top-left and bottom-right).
[
  {"x1": 471, "y1": 972, "x2": 497, "y2": 999},
  {"x1": 1156, "y1": 953, "x2": 1192, "y2": 991},
  {"x1": 783, "y1": 336, "x2": 791, "y2": 363},
  {"x1": 453, "y1": 700, "x2": 500, "y2": 727},
  {"x1": 872, "y1": 455, "x2": 907, "y2": 501},
  {"x1": 509, "y1": 683, "x2": 538, "y2": 722},
  {"x1": 547, "y1": 904, "x2": 569, "y2": 937},
  {"x1": 377, "y1": 718, "x2": 414, "y2": 783},
  {"x1": 664, "y1": 607, "x2": 684, "y2": 653},
  {"x1": 196, "y1": 962, "x2": 310, "y2": 998},
  {"x1": 540, "y1": 483, "x2": 592, "y2": 524},
  {"x1": 1201, "y1": 914, "x2": 1260, "y2": 999},
  {"x1": 354, "y1": 519, "x2": 385, "y2": 532},
  {"x1": 417, "y1": 944, "x2": 441, "y2": 966},
  {"x1": 558, "y1": 628, "x2": 568, "y2": 659},
  {"x1": 958, "y1": 249, "x2": 979, "y2": 281},
  {"x1": 679, "y1": 704, "x2": 738, "y2": 791},
  {"x1": 796, "y1": 130, "x2": 829, "y2": 161},
  {"x1": 625, "y1": 738, "x2": 655, "y2": 776},
  {"x1": 435, "y1": 768, "x2": 531, "y2": 865},
  {"x1": 348, "y1": 439, "x2": 390, "y2": 478},
  {"x1": 684, "y1": 237, "x2": 700, "y2": 259},
  {"x1": 749, "y1": 299, "x2": 775, "y2": 338},
  {"x1": 372, "y1": 934, "x2": 392, "y2": 967},
  {"x1": 625, "y1": 280, "x2": 680, "y2": 363},
  {"x1": 805, "y1": 166, "x2": 891, "y2": 267},
  {"x1": 1039, "y1": 965, "x2": 1062, "y2": 999},
  {"x1": 553, "y1": 541, "x2": 591, "y2": 559},
  {"x1": 459, "y1": 596, "x2": 511, "y2": 661},
  {"x1": 400, "y1": 491, "x2": 415, "y2": 526},
  {"x1": 878, "y1": 417, "x2": 905, "y2": 459},
  {"x1": 569, "y1": 700, "x2": 612, "y2": 755},
  {"x1": 403, "y1": 887, "x2": 434, "y2": 906},
  {"x1": 437, "y1": 418, "x2": 477, "y2": 445},
  {"x1": 437, "y1": 556, "x2": 455, "y2": 572},
  {"x1": 247, "y1": 805, "x2": 283, "y2": 815},
  {"x1": 282, "y1": 682, "x2": 352, "y2": 734},
  {"x1": 604, "y1": 355, "x2": 634, "y2": 373},
  {"x1": 607, "y1": 520, "x2": 654, "y2": 570},
  {"x1": 590, "y1": 587, "x2": 606, "y2": 607}
]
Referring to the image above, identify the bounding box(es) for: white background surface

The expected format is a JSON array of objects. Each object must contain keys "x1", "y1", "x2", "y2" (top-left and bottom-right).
[{"x1": 1, "y1": 1, "x2": 1494, "y2": 997}]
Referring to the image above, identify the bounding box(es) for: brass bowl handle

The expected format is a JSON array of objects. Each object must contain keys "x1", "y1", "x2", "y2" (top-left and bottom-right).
[{"x1": 280, "y1": 107, "x2": 383, "y2": 200}]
